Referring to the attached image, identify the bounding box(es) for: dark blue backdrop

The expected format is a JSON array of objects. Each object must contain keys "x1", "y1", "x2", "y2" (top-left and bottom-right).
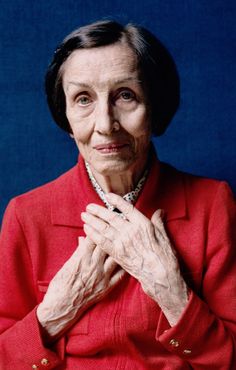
[{"x1": 0, "y1": 0, "x2": 235, "y2": 222}]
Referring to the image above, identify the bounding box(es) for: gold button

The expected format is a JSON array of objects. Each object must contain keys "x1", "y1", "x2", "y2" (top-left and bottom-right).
[
  {"x1": 183, "y1": 349, "x2": 192, "y2": 355},
  {"x1": 169, "y1": 339, "x2": 179, "y2": 347},
  {"x1": 41, "y1": 358, "x2": 50, "y2": 366},
  {"x1": 32, "y1": 366, "x2": 39, "y2": 369}
]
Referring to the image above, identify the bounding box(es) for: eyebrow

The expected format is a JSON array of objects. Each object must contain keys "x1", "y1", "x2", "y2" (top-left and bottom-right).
[{"x1": 66, "y1": 77, "x2": 142, "y2": 90}]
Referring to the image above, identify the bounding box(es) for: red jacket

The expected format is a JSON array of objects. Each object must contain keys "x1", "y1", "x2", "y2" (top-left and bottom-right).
[{"x1": 0, "y1": 155, "x2": 235, "y2": 369}]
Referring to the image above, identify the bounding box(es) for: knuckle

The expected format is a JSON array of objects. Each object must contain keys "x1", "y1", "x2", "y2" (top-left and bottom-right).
[
  {"x1": 98, "y1": 235, "x2": 107, "y2": 247},
  {"x1": 107, "y1": 212, "x2": 118, "y2": 223},
  {"x1": 123, "y1": 202, "x2": 134, "y2": 216},
  {"x1": 101, "y1": 222, "x2": 109, "y2": 232}
]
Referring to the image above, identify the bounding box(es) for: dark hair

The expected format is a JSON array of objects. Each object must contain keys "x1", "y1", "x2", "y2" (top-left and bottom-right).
[{"x1": 45, "y1": 20, "x2": 180, "y2": 136}]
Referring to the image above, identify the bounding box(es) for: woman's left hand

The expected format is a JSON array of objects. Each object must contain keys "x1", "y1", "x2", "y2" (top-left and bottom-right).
[{"x1": 82, "y1": 193, "x2": 188, "y2": 326}]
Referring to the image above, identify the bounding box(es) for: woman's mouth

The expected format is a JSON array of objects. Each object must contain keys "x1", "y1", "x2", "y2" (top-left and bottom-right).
[{"x1": 93, "y1": 143, "x2": 129, "y2": 154}]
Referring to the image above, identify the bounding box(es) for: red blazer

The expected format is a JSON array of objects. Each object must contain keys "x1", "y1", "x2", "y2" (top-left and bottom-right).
[{"x1": 0, "y1": 155, "x2": 235, "y2": 369}]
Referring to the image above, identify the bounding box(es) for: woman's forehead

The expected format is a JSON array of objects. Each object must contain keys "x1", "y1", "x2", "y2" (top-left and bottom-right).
[{"x1": 62, "y1": 43, "x2": 140, "y2": 89}]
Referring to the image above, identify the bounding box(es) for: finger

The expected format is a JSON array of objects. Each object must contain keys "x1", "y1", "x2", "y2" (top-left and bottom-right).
[
  {"x1": 78, "y1": 236, "x2": 85, "y2": 243},
  {"x1": 81, "y1": 211, "x2": 115, "y2": 241},
  {"x1": 110, "y1": 268, "x2": 126, "y2": 286},
  {"x1": 73, "y1": 236, "x2": 97, "y2": 267},
  {"x1": 151, "y1": 210, "x2": 177, "y2": 258},
  {"x1": 85, "y1": 204, "x2": 127, "y2": 230},
  {"x1": 54, "y1": 236, "x2": 96, "y2": 277},
  {"x1": 104, "y1": 256, "x2": 117, "y2": 275},
  {"x1": 83, "y1": 223, "x2": 113, "y2": 256},
  {"x1": 92, "y1": 245, "x2": 108, "y2": 264},
  {"x1": 77, "y1": 235, "x2": 96, "y2": 255},
  {"x1": 105, "y1": 193, "x2": 148, "y2": 223},
  {"x1": 151, "y1": 209, "x2": 167, "y2": 238},
  {"x1": 151, "y1": 209, "x2": 162, "y2": 227}
]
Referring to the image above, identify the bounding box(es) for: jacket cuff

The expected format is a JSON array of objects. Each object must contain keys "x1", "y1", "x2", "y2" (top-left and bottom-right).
[
  {"x1": 155, "y1": 290, "x2": 233, "y2": 364},
  {"x1": 1, "y1": 307, "x2": 65, "y2": 369}
]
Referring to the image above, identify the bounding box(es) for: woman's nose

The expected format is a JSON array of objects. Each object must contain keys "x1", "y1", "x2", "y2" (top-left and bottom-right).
[{"x1": 94, "y1": 100, "x2": 118, "y2": 135}]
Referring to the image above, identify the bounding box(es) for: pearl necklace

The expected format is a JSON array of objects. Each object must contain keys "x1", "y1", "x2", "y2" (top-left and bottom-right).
[{"x1": 85, "y1": 161, "x2": 148, "y2": 213}]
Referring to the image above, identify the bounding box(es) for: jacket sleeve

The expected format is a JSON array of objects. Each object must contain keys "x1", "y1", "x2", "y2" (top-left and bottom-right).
[
  {"x1": 0, "y1": 199, "x2": 65, "y2": 369},
  {"x1": 156, "y1": 182, "x2": 236, "y2": 369}
]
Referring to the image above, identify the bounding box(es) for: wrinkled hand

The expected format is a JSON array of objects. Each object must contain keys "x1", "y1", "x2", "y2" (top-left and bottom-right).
[
  {"x1": 37, "y1": 236, "x2": 125, "y2": 337},
  {"x1": 82, "y1": 193, "x2": 188, "y2": 326}
]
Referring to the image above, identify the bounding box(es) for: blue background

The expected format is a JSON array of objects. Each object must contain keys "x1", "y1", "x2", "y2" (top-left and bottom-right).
[{"x1": 0, "y1": 0, "x2": 235, "y2": 222}]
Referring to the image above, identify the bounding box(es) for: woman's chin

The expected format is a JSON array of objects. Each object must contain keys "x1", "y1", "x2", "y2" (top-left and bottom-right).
[{"x1": 90, "y1": 157, "x2": 136, "y2": 177}]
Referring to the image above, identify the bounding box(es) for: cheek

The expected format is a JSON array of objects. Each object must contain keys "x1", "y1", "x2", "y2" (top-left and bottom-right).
[
  {"x1": 67, "y1": 114, "x2": 93, "y2": 144},
  {"x1": 120, "y1": 107, "x2": 151, "y2": 138},
  {"x1": 65, "y1": 99, "x2": 94, "y2": 143},
  {"x1": 72, "y1": 124, "x2": 91, "y2": 144}
]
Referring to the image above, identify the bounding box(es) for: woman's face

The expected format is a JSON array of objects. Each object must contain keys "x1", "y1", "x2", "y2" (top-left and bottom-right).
[{"x1": 62, "y1": 42, "x2": 152, "y2": 177}]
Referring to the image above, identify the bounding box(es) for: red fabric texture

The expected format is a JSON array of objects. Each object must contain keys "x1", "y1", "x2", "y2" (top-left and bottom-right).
[{"x1": 0, "y1": 155, "x2": 235, "y2": 369}]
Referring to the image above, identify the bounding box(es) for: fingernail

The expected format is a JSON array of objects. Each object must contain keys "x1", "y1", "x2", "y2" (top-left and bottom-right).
[
  {"x1": 78, "y1": 236, "x2": 84, "y2": 243},
  {"x1": 81, "y1": 212, "x2": 86, "y2": 220},
  {"x1": 86, "y1": 204, "x2": 96, "y2": 211}
]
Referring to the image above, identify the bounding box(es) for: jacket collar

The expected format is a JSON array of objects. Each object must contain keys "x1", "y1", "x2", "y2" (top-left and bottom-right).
[{"x1": 51, "y1": 153, "x2": 187, "y2": 228}]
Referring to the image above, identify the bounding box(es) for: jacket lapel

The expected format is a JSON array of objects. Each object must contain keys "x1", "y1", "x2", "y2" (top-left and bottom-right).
[
  {"x1": 135, "y1": 158, "x2": 187, "y2": 222},
  {"x1": 51, "y1": 156, "x2": 104, "y2": 227}
]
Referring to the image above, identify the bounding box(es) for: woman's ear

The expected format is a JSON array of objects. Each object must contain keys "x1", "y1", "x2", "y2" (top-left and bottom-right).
[{"x1": 69, "y1": 133, "x2": 74, "y2": 139}]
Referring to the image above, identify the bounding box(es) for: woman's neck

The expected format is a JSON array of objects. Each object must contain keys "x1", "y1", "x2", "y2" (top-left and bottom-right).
[{"x1": 88, "y1": 156, "x2": 149, "y2": 196}]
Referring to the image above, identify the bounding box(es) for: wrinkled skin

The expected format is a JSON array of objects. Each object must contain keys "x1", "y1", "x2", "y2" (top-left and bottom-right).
[
  {"x1": 37, "y1": 193, "x2": 188, "y2": 338},
  {"x1": 82, "y1": 193, "x2": 188, "y2": 327},
  {"x1": 62, "y1": 42, "x2": 152, "y2": 195},
  {"x1": 37, "y1": 236, "x2": 125, "y2": 337}
]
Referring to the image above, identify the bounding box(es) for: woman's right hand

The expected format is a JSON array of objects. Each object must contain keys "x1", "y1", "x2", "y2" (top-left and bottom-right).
[{"x1": 36, "y1": 236, "x2": 125, "y2": 338}]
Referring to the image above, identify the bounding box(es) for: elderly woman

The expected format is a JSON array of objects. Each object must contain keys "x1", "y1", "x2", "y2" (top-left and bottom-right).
[{"x1": 0, "y1": 20, "x2": 235, "y2": 369}]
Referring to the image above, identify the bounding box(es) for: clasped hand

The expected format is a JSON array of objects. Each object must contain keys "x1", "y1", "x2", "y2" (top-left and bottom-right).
[
  {"x1": 37, "y1": 193, "x2": 188, "y2": 338},
  {"x1": 82, "y1": 193, "x2": 188, "y2": 326}
]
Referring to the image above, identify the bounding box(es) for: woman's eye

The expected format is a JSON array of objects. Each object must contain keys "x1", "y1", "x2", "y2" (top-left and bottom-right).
[
  {"x1": 118, "y1": 90, "x2": 135, "y2": 102},
  {"x1": 77, "y1": 95, "x2": 91, "y2": 106}
]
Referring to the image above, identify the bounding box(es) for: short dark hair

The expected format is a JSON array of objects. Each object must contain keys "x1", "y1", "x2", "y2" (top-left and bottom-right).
[{"x1": 45, "y1": 20, "x2": 180, "y2": 136}]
